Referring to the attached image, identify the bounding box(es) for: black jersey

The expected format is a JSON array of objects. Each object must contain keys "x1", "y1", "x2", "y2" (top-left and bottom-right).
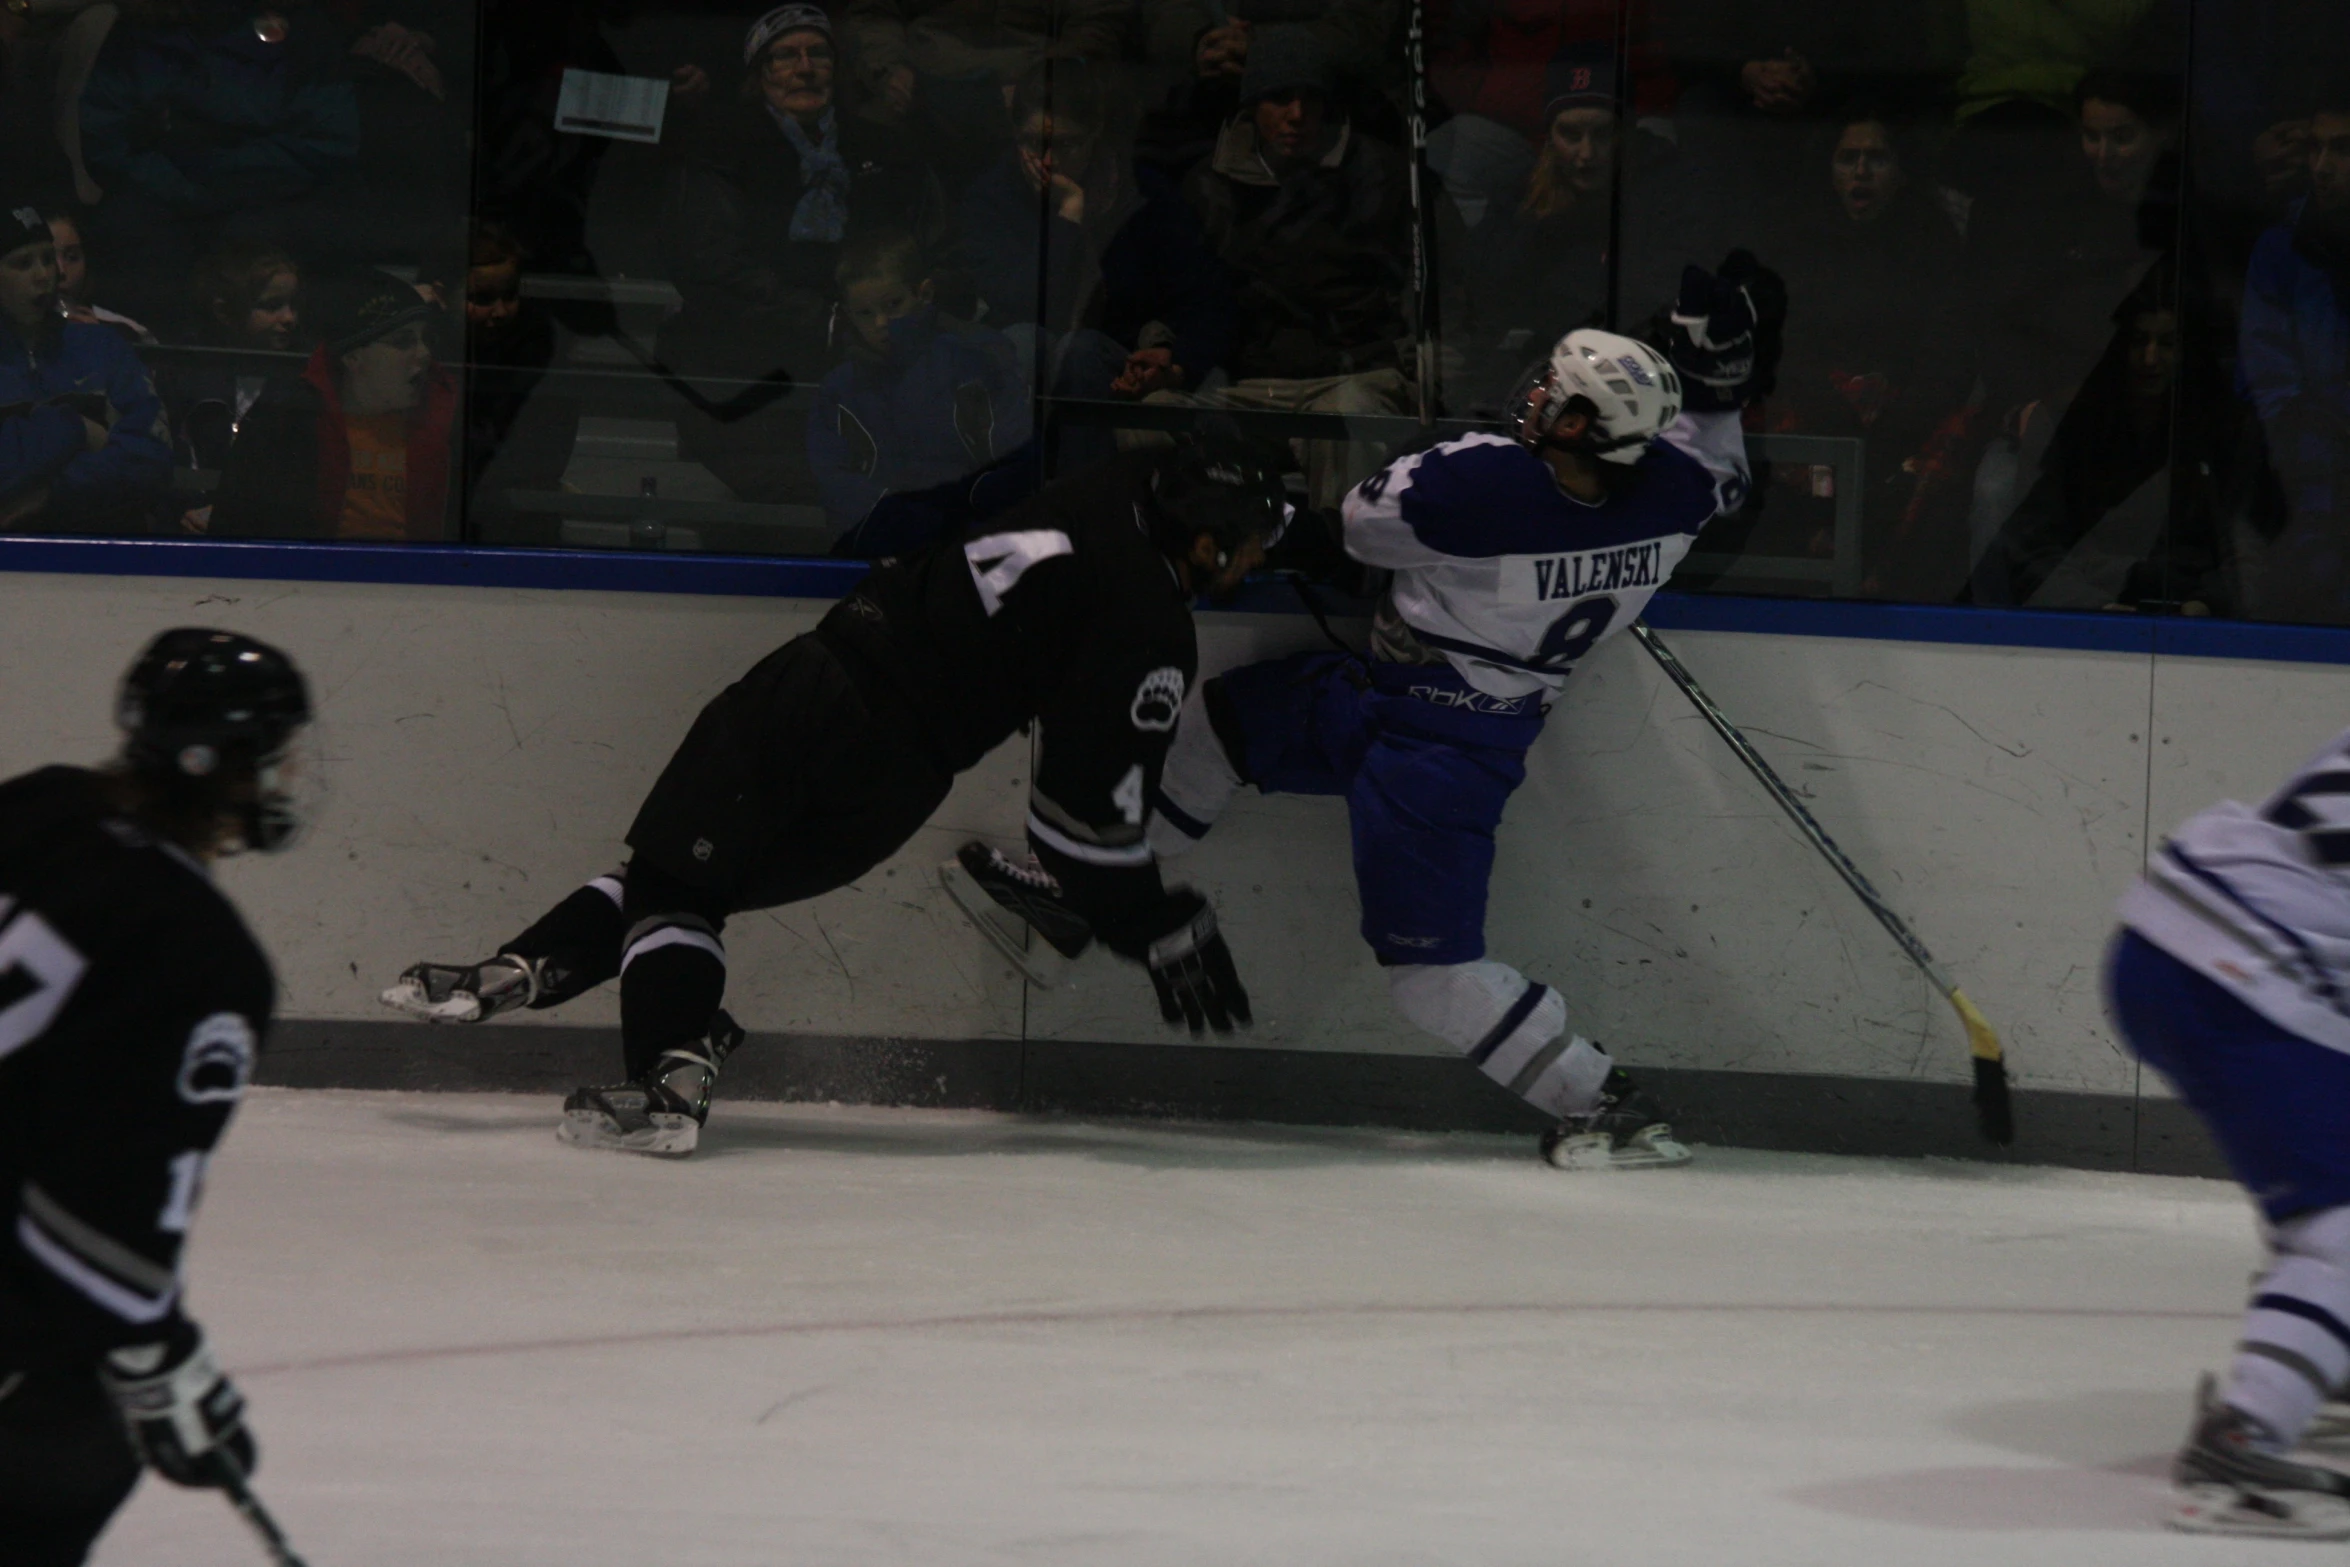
[
  {"x1": 817, "y1": 453, "x2": 1198, "y2": 940},
  {"x1": 0, "y1": 767, "x2": 275, "y2": 1374}
]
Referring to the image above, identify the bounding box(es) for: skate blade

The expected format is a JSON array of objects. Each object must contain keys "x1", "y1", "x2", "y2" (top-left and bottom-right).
[
  {"x1": 556, "y1": 1109, "x2": 699, "y2": 1158},
  {"x1": 2170, "y1": 1482, "x2": 2350, "y2": 1539},
  {"x1": 939, "y1": 859, "x2": 1068, "y2": 989},
  {"x1": 378, "y1": 978, "x2": 484, "y2": 1023},
  {"x1": 2305, "y1": 1406, "x2": 2350, "y2": 1448},
  {"x1": 1545, "y1": 1126, "x2": 1694, "y2": 1171}
]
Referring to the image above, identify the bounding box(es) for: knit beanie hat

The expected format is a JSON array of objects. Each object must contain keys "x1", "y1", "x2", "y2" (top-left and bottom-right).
[
  {"x1": 1238, "y1": 25, "x2": 1336, "y2": 106},
  {"x1": 745, "y1": 3, "x2": 830, "y2": 65}
]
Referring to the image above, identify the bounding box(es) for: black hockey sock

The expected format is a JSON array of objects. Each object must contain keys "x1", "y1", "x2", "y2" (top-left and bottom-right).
[
  {"x1": 503, "y1": 872, "x2": 629, "y2": 1008},
  {"x1": 618, "y1": 918, "x2": 728, "y2": 1078}
]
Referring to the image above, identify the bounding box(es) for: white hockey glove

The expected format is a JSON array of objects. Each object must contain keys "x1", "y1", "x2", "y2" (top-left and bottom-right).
[
  {"x1": 1664, "y1": 249, "x2": 1786, "y2": 412},
  {"x1": 101, "y1": 1324, "x2": 256, "y2": 1488}
]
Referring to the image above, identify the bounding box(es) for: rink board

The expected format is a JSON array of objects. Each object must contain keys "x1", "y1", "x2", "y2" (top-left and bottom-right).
[{"x1": 2, "y1": 559, "x2": 2343, "y2": 1172}]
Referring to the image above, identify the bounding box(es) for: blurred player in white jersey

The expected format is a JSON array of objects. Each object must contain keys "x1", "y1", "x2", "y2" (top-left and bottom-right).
[
  {"x1": 955, "y1": 255, "x2": 1780, "y2": 1169},
  {"x1": 2109, "y1": 730, "x2": 2350, "y2": 1536}
]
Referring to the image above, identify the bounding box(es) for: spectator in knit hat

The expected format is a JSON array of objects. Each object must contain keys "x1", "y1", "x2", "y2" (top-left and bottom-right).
[
  {"x1": 1437, "y1": 41, "x2": 1707, "y2": 413},
  {"x1": 661, "y1": 1, "x2": 946, "y2": 502},
  {"x1": 0, "y1": 195, "x2": 171, "y2": 536},
  {"x1": 1159, "y1": 24, "x2": 1412, "y2": 509},
  {"x1": 211, "y1": 273, "x2": 458, "y2": 540}
]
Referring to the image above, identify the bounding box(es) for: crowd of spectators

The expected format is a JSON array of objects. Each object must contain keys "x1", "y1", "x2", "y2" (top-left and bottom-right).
[{"x1": 0, "y1": 0, "x2": 2341, "y2": 620}]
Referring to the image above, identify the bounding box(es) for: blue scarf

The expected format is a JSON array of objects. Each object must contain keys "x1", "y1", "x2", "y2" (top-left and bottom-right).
[{"x1": 771, "y1": 105, "x2": 850, "y2": 244}]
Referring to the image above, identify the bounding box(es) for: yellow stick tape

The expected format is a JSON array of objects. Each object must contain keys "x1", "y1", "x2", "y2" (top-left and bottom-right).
[{"x1": 1950, "y1": 988, "x2": 2003, "y2": 1063}]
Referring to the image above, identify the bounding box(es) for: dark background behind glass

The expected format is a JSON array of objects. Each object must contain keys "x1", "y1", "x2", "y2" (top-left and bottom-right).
[{"x1": 2, "y1": 0, "x2": 2344, "y2": 627}]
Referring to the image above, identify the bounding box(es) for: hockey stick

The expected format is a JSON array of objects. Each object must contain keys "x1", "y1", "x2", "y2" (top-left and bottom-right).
[
  {"x1": 1629, "y1": 621, "x2": 2014, "y2": 1145},
  {"x1": 604, "y1": 328, "x2": 799, "y2": 424},
  {"x1": 209, "y1": 1448, "x2": 311, "y2": 1567},
  {"x1": 1404, "y1": 0, "x2": 1434, "y2": 424}
]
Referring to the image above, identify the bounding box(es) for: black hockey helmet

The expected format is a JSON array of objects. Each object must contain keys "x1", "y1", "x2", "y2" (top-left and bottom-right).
[
  {"x1": 117, "y1": 628, "x2": 314, "y2": 852},
  {"x1": 1148, "y1": 416, "x2": 1290, "y2": 567}
]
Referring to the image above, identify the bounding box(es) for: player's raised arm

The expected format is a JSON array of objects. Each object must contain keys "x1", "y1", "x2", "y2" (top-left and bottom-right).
[{"x1": 1654, "y1": 248, "x2": 1784, "y2": 515}]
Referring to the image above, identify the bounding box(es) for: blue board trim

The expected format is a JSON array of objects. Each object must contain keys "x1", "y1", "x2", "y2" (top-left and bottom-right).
[
  {"x1": 9, "y1": 534, "x2": 2350, "y2": 668},
  {"x1": 0, "y1": 535, "x2": 871, "y2": 599}
]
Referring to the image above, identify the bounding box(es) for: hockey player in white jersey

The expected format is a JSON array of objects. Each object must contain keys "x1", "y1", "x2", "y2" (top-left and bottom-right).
[
  {"x1": 955, "y1": 255, "x2": 1778, "y2": 1169},
  {"x1": 2108, "y1": 730, "x2": 2350, "y2": 1536}
]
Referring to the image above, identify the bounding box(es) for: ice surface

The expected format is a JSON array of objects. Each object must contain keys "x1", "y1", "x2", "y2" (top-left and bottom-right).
[{"x1": 95, "y1": 1089, "x2": 2279, "y2": 1566}]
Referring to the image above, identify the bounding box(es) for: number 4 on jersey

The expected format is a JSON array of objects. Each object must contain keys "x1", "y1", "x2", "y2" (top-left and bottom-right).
[{"x1": 0, "y1": 901, "x2": 90, "y2": 1062}]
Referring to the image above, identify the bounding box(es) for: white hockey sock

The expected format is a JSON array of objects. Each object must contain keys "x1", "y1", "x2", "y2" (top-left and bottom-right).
[
  {"x1": 1147, "y1": 681, "x2": 1242, "y2": 859},
  {"x1": 1388, "y1": 962, "x2": 1609, "y2": 1118},
  {"x1": 2223, "y1": 1207, "x2": 2350, "y2": 1448}
]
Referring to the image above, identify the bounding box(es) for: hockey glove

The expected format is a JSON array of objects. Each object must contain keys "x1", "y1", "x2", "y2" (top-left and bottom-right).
[
  {"x1": 101, "y1": 1323, "x2": 257, "y2": 1488},
  {"x1": 1138, "y1": 891, "x2": 1252, "y2": 1035},
  {"x1": 1664, "y1": 249, "x2": 1787, "y2": 412}
]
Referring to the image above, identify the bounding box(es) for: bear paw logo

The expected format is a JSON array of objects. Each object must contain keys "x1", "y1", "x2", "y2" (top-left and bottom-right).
[
  {"x1": 178, "y1": 1013, "x2": 256, "y2": 1105},
  {"x1": 1130, "y1": 666, "x2": 1187, "y2": 732}
]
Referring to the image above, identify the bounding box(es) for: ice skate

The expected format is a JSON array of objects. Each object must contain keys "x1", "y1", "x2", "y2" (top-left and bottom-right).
[
  {"x1": 558, "y1": 1011, "x2": 747, "y2": 1158},
  {"x1": 380, "y1": 953, "x2": 543, "y2": 1022},
  {"x1": 1540, "y1": 1066, "x2": 1692, "y2": 1170},
  {"x1": 2307, "y1": 1397, "x2": 2350, "y2": 1447},
  {"x1": 2170, "y1": 1374, "x2": 2350, "y2": 1538},
  {"x1": 940, "y1": 839, "x2": 1094, "y2": 988}
]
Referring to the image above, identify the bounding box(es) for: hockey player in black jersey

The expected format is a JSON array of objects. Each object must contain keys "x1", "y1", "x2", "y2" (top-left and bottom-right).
[
  {"x1": 0, "y1": 628, "x2": 312, "y2": 1566},
  {"x1": 382, "y1": 428, "x2": 1283, "y2": 1156}
]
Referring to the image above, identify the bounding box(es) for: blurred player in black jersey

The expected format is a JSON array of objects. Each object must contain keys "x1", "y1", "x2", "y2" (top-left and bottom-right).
[
  {"x1": 0, "y1": 628, "x2": 312, "y2": 1565},
  {"x1": 383, "y1": 428, "x2": 1284, "y2": 1156}
]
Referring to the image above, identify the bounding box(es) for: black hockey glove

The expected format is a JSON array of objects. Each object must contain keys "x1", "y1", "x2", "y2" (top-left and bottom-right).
[
  {"x1": 1663, "y1": 249, "x2": 1787, "y2": 412},
  {"x1": 101, "y1": 1322, "x2": 257, "y2": 1488},
  {"x1": 1134, "y1": 891, "x2": 1252, "y2": 1035}
]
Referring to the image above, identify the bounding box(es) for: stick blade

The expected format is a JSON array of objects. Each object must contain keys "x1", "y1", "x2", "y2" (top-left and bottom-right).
[
  {"x1": 1972, "y1": 1054, "x2": 2015, "y2": 1146},
  {"x1": 1951, "y1": 989, "x2": 2015, "y2": 1146}
]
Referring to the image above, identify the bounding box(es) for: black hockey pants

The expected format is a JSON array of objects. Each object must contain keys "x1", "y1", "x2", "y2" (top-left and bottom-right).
[
  {"x1": 0, "y1": 1362, "x2": 142, "y2": 1565},
  {"x1": 504, "y1": 632, "x2": 954, "y2": 1072}
]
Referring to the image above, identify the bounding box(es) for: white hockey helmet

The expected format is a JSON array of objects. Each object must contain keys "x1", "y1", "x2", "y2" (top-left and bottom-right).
[{"x1": 1517, "y1": 328, "x2": 1682, "y2": 466}]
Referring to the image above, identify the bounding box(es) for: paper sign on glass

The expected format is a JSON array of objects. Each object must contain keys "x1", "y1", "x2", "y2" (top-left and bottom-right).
[{"x1": 554, "y1": 69, "x2": 670, "y2": 143}]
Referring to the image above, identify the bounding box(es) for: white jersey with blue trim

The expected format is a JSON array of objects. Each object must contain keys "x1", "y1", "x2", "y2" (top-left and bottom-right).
[
  {"x1": 2119, "y1": 726, "x2": 2350, "y2": 1055},
  {"x1": 1340, "y1": 412, "x2": 1750, "y2": 700}
]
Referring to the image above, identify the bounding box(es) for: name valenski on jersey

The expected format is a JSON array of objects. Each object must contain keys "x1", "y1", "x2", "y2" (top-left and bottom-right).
[{"x1": 1502, "y1": 541, "x2": 1669, "y2": 604}]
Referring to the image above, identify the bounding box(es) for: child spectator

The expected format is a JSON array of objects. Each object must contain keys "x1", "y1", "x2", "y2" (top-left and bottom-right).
[
  {"x1": 809, "y1": 229, "x2": 1029, "y2": 554},
  {"x1": 211, "y1": 271, "x2": 457, "y2": 540},
  {"x1": 449, "y1": 219, "x2": 574, "y2": 540},
  {"x1": 0, "y1": 196, "x2": 172, "y2": 534},
  {"x1": 49, "y1": 210, "x2": 154, "y2": 342},
  {"x1": 162, "y1": 240, "x2": 303, "y2": 495}
]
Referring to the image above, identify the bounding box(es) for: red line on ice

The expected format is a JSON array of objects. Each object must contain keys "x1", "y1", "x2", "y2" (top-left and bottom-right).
[{"x1": 240, "y1": 1298, "x2": 2237, "y2": 1379}]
